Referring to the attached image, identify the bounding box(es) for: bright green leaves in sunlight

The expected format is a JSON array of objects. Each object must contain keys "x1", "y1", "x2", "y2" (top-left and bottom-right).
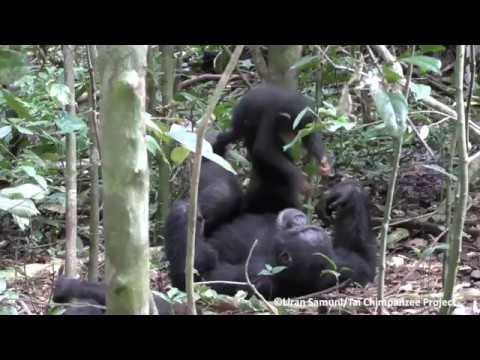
[
  {"x1": 372, "y1": 89, "x2": 408, "y2": 139},
  {"x1": 290, "y1": 55, "x2": 321, "y2": 72},
  {"x1": 258, "y1": 264, "x2": 287, "y2": 276},
  {"x1": 1, "y1": 89, "x2": 33, "y2": 119},
  {"x1": 0, "y1": 183, "x2": 47, "y2": 230},
  {"x1": 48, "y1": 83, "x2": 72, "y2": 107},
  {"x1": 400, "y1": 55, "x2": 441, "y2": 74},
  {"x1": 170, "y1": 146, "x2": 191, "y2": 165},
  {"x1": 55, "y1": 113, "x2": 87, "y2": 134},
  {"x1": 410, "y1": 83, "x2": 432, "y2": 102},
  {"x1": 0, "y1": 49, "x2": 28, "y2": 86},
  {"x1": 167, "y1": 124, "x2": 236, "y2": 174}
]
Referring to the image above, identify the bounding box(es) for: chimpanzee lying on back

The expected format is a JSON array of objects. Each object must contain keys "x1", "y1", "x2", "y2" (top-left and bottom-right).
[
  {"x1": 213, "y1": 84, "x2": 332, "y2": 214},
  {"x1": 166, "y1": 180, "x2": 376, "y2": 299}
]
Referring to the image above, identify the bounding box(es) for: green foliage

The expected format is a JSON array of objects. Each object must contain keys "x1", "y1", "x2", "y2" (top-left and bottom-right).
[
  {"x1": 400, "y1": 55, "x2": 442, "y2": 74},
  {"x1": 0, "y1": 49, "x2": 28, "y2": 86},
  {"x1": 167, "y1": 124, "x2": 236, "y2": 174},
  {"x1": 418, "y1": 45, "x2": 446, "y2": 54},
  {"x1": 0, "y1": 278, "x2": 18, "y2": 315},
  {"x1": 372, "y1": 89, "x2": 408, "y2": 139},
  {"x1": 410, "y1": 83, "x2": 432, "y2": 101},
  {"x1": 258, "y1": 264, "x2": 287, "y2": 276}
]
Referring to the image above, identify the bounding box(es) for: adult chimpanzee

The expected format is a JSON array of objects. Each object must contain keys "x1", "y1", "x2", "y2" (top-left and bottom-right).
[
  {"x1": 199, "y1": 158, "x2": 243, "y2": 236},
  {"x1": 213, "y1": 84, "x2": 332, "y2": 214},
  {"x1": 165, "y1": 156, "x2": 244, "y2": 290},
  {"x1": 165, "y1": 180, "x2": 376, "y2": 299},
  {"x1": 52, "y1": 278, "x2": 177, "y2": 315}
]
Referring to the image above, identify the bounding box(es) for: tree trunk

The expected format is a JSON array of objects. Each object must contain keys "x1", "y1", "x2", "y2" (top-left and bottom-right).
[
  {"x1": 97, "y1": 45, "x2": 150, "y2": 315},
  {"x1": 441, "y1": 45, "x2": 469, "y2": 315},
  {"x1": 86, "y1": 45, "x2": 101, "y2": 282},
  {"x1": 267, "y1": 45, "x2": 303, "y2": 90},
  {"x1": 62, "y1": 45, "x2": 78, "y2": 278}
]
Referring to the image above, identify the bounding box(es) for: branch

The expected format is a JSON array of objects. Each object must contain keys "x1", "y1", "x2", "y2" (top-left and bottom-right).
[
  {"x1": 244, "y1": 239, "x2": 278, "y2": 315},
  {"x1": 184, "y1": 45, "x2": 245, "y2": 315}
]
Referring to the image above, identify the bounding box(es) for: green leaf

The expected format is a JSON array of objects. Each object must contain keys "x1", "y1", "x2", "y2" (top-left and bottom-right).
[
  {"x1": 401, "y1": 55, "x2": 441, "y2": 74},
  {"x1": 383, "y1": 65, "x2": 402, "y2": 84},
  {"x1": 0, "y1": 278, "x2": 6, "y2": 293},
  {"x1": 0, "y1": 196, "x2": 39, "y2": 217},
  {"x1": 0, "y1": 306, "x2": 18, "y2": 315},
  {"x1": 20, "y1": 166, "x2": 48, "y2": 190},
  {"x1": 293, "y1": 106, "x2": 315, "y2": 130},
  {"x1": 0, "y1": 49, "x2": 28, "y2": 85},
  {"x1": 304, "y1": 160, "x2": 319, "y2": 177},
  {"x1": 324, "y1": 116, "x2": 356, "y2": 132},
  {"x1": 421, "y1": 243, "x2": 449, "y2": 259},
  {"x1": 146, "y1": 134, "x2": 162, "y2": 155},
  {"x1": 313, "y1": 252, "x2": 337, "y2": 271},
  {"x1": 410, "y1": 83, "x2": 431, "y2": 102},
  {"x1": 0, "y1": 125, "x2": 12, "y2": 139},
  {"x1": 419, "y1": 45, "x2": 446, "y2": 54},
  {"x1": 170, "y1": 146, "x2": 191, "y2": 165},
  {"x1": 49, "y1": 83, "x2": 72, "y2": 107},
  {"x1": 387, "y1": 228, "x2": 410, "y2": 246},
  {"x1": 56, "y1": 113, "x2": 87, "y2": 134},
  {"x1": 270, "y1": 266, "x2": 287, "y2": 275},
  {"x1": 372, "y1": 89, "x2": 408, "y2": 139},
  {"x1": 0, "y1": 183, "x2": 47, "y2": 201},
  {"x1": 1, "y1": 89, "x2": 32, "y2": 119},
  {"x1": 167, "y1": 124, "x2": 236, "y2": 174},
  {"x1": 290, "y1": 55, "x2": 320, "y2": 71},
  {"x1": 14, "y1": 125, "x2": 34, "y2": 135}
]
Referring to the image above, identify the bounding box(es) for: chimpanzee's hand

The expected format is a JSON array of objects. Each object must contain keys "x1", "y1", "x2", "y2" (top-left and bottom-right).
[
  {"x1": 319, "y1": 156, "x2": 332, "y2": 177},
  {"x1": 325, "y1": 180, "x2": 362, "y2": 216}
]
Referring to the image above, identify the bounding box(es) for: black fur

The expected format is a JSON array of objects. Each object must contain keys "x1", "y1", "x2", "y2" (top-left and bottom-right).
[
  {"x1": 213, "y1": 84, "x2": 328, "y2": 213},
  {"x1": 165, "y1": 179, "x2": 376, "y2": 299}
]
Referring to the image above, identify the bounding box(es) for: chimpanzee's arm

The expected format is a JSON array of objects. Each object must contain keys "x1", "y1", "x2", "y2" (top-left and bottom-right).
[
  {"x1": 165, "y1": 200, "x2": 218, "y2": 290},
  {"x1": 53, "y1": 278, "x2": 107, "y2": 305},
  {"x1": 327, "y1": 181, "x2": 376, "y2": 284}
]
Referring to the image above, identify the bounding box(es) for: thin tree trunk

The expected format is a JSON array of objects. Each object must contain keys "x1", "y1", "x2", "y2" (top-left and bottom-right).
[
  {"x1": 441, "y1": 45, "x2": 469, "y2": 315},
  {"x1": 185, "y1": 45, "x2": 244, "y2": 315},
  {"x1": 98, "y1": 45, "x2": 150, "y2": 315},
  {"x1": 249, "y1": 45, "x2": 269, "y2": 81},
  {"x1": 86, "y1": 45, "x2": 100, "y2": 282},
  {"x1": 62, "y1": 45, "x2": 78, "y2": 278},
  {"x1": 267, "y1": 45, "x2": 303, "y2": 90},
  {"x1": 160, "y1": 45, "x2": 175, "y2": 105}
]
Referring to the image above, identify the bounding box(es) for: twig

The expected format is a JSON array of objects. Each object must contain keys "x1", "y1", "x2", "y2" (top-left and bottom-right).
[
  {"x1": 195, "y1": 280, "x2": 249, "y2": 286},
  {"x1": 316, "y1": 46, "x2": 368, "y2": 77},
  {"x1": 468, "y1": 150, "x2": 480, "y2": 164},
  {"x1": 465, "y1": 45, "x2": 476, "y2": 148},
  {"x1": 373, "y1": 209, "x2": 440, "y2": 230},
  {"x1": 18, "y1": 300, "x2": 32, "y2": 315},
  {"x1": 293, "y1": 280, "x2": 352, "y2": 300},
  {"x1": 222, "y1": 46, "x2": 252, "y2": 88},
  {"x1": 177, "y1": 74, "x2": 240, "y2": 91},
  {"x1": 244, "y1": 239, "x2": 278, "y2": 315},
  {"x1": 86, "y1": 45, "x2": 102, "y2": 161},
  {"x1": 184, "y1": 45, "x2": 244, "y2": 315},
  {"x1": 248, "y1": 45, "x2": 269, "y2": 80}
]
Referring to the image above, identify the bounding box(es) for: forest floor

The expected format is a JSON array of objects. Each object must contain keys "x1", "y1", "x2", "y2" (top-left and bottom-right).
[{"x1": 1, "y1": 150, "x2": 480, "y2": 315}]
